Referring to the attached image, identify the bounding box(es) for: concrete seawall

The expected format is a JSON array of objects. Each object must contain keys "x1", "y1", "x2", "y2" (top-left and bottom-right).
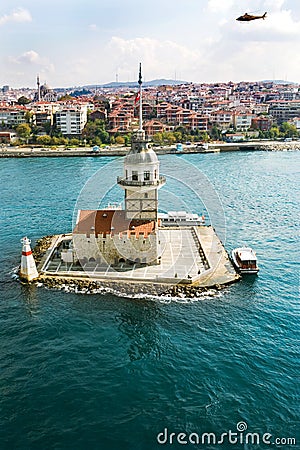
[{"x1": 1, "y1": 141, "x2": 299, "y2": 158}]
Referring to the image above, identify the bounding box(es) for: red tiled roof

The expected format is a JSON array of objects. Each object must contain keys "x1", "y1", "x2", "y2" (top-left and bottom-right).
[{"x1": 74, "y1": 210, "x2": 156, "y2": 237}]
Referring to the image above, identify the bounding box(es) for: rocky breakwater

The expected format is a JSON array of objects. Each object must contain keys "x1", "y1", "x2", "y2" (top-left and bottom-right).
[
  {"x1": 38, "y1": 275, "x2": 230, "y2": 299},
  {"x1": 33, "y1": 235, "x2": 54, "y2": 266},
  {"x1": 262, "y1": 141, "x2": 300, "y2": 151}
]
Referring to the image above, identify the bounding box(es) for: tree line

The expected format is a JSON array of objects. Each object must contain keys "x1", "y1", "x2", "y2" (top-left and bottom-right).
[{"x1": 7, "y1": 116, "x2": 300, "y2": 147}]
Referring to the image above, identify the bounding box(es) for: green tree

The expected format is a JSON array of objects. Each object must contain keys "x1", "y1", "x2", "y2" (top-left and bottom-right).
[
  {"x1": 58, "y1": 137, "x2": 69, "y2": 146},
  {"x1": 199, "y1": 131, "x2": 210, "y2": 142},
  {"x1": 69, "y1": 138, "x2": 80, "y2": 146},
  {"x1": 269, "y1": 126, "x2": 280, "y2": 140},
  {"x1": 17, "y1": 96, "x2": 31, "y2": 105},
  {"x1": 51, "y1": 136, "x2": 60, "y2": 146},
  {"x1": 115, "y1": 136, "x2": 125, "y2": 145},
  {"x1": 175, "y1": 126, "x2": 188, "y2": 138},
  {"x1": 82, "y1": 119, "x2": 109, "y2": 144},
  {"x1": 152, "y1": 133, "x2": 163, "y2": 144},
  {"x1": 210, "y1": 125, "x2": 221, "y2": 141},
  {"x1": 36, "y1": 135, "x2": 52, "y2": 146},
  {"x1": 280, "y1": 122, "x2": 298, "y2": 138},
  {"x1": 173, "y1": 131, "x2": 183, "y2": 142},
  {"x1": 124, "y1": 135, "x2": 130, "y2": 146},
  {"x1": 58, "y1": 94, "x2": 73, "y2": 101},
  {"x1": 24, "y1": 111, "x2": 34, "y2": 124},
  {"x1": 93, "y1": 137, "x2": 102, "y2": 146},
  {"x1": 16, "y1": 123, "x2": 31, "y2": 142},
  {"x1": 162, "y1": 132, "x2": 176, "y2": 145}
]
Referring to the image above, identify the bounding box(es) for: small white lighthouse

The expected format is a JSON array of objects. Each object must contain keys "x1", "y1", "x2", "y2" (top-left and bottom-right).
[{"x1": 20, "y1": 237, "x2": 39, "y2": 282}]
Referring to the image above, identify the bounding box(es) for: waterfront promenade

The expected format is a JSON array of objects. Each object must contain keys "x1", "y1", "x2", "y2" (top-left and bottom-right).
[{"x1": 0, "y1": 140, "x2": 299, "y2": 158}]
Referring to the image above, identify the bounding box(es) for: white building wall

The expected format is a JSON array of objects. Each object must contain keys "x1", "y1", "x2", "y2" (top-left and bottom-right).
[
  {"x1": 56, "y1": 106, "x2": 88, "y2": 135},
  {"x1": 234, "y1": 114, "x2": 254, "y2": 130}
]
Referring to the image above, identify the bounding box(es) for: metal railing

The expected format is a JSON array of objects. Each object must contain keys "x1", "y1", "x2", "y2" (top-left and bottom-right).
[{"x1": 117, "y1": 176, "x2": 166, "y2": 186}]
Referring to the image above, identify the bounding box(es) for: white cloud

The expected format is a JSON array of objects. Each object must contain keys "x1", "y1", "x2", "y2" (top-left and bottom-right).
[
  {"x1": 105, "y1": 36, "x2": 201, "y2": 80},
  {"x1": 8, "y1": 50, "x2": 55, "y2": 74},
  {"x1": 0, "y1": 7, "x2": 32, "y2": 26},
  {"x1": 265, "y1": 9, "x2": 300, "y2": 37},
  {"x1": 264, "y1": 0, "x2": 285, "y2": 12},
  {"x1": 207, "y1": 0, "x2": 235, "y2": 13},
  {"x1": 12, "y1": 50, "x2": 39, "y2": 64},
  {"x1": 89, "y1": 24, "x2": 98, "y2": 31}
]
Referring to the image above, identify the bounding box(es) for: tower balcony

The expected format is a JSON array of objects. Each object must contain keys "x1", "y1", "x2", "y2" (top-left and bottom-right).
[{"x1": 117, "y1": 176, "x2": 166, "y2": 187}]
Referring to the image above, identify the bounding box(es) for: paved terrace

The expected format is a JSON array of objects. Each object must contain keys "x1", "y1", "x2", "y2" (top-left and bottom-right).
[{"x1": 40, "y1": 226, "x2": 239, "y2": 287}]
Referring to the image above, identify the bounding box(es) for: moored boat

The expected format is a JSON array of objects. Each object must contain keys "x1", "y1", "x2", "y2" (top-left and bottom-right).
[
  {"x1": 231, "y1": 246, "x2": 259, "y2": 274},
  {"x1": 158, "y1": 211, "x2": 205, "y2": 227}
]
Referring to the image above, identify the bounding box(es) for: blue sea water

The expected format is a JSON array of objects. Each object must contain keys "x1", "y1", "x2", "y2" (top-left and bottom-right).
[{"x1": 0, "y1": 151, "x2": 299, "y2": 450}]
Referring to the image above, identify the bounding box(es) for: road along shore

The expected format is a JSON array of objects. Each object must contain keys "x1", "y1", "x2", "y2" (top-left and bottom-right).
[{"x1": 1, "y1": 140, "x2": 299, "y2": 158}]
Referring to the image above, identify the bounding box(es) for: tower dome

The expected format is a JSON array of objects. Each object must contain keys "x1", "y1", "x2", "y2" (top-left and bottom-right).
[{"x1": 124, "y1": 147, "x2": 158, "y2": 165}]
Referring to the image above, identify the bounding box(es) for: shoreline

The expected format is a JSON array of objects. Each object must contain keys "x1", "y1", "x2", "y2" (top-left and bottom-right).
[{"x1": 1, "y1": 140, "x2": 299, "y2": 158}]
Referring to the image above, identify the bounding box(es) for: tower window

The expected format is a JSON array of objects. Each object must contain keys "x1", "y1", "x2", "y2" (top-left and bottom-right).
[
  {"x1": 144, "y1": 171, "x2": 150, "y2": 181},
  {"x1": 144, "y1": 193, "x2": 148, "y2": 198},
  {"x1": 132, "y1": 171, "x2": 138, "y2": 181},
  {"x1": 154, "y1": 169, "x2": 157, "y2": 179},
  {"x1": 125, "y1": 170, "x2": 128, "y2": 179}
]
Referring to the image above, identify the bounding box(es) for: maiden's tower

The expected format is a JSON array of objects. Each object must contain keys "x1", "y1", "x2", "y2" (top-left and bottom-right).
[{"x1": 73, "y1": 64, "x2": 165, "y2": 267}]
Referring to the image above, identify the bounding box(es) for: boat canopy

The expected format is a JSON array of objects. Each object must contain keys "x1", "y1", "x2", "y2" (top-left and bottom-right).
[{"x1": 238, "y1": 249, "x2": 257, "y2": 261}]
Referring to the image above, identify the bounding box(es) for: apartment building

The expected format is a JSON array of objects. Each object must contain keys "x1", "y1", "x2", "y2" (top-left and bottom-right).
[
  {"x1": 251, "y1": 116, "x2": 273, "y2": 131},
  {"x1": 210, "y1": 110, "x2": 234, "y2": 129},
  {"x1": 268, "y1": 100, "x2": 300, "y2": 124},
  {"x1": 143, "y1": 120, "x2": 166, "y2": 137},
  {"x1": 233, "y1": 112, "x2": 256, "y2": 131},
  {"x1": 0, "y1": 107, "x2": 27, "y2": 126},
  {"x1": 55, "y1": 105, "x2": 88, "y2": 135}
]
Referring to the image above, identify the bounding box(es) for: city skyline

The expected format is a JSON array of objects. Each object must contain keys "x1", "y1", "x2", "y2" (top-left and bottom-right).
[{"x1": 0, "y1": 0, "x2": 300, "y2": 88}]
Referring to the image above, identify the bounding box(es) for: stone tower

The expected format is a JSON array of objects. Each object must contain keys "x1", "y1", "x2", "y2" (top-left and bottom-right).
[{"x1": 117, "y1": 63, "x2": 165, "y2": 221}]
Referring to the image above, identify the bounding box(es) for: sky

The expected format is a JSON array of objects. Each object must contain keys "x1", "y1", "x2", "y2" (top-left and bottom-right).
[{"x1": 0, "y1": 0, "x2": 300, "y2": 87}]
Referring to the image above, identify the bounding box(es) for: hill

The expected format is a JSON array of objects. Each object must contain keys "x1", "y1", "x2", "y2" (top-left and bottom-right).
[{"x1": 84, "y1": 79, "x2": 188, "y2": 89}]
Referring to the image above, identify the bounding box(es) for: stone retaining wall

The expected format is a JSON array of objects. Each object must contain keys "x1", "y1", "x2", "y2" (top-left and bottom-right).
[{"x1": 38, "y1": 275, "x2": 232, "y2": 299}]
